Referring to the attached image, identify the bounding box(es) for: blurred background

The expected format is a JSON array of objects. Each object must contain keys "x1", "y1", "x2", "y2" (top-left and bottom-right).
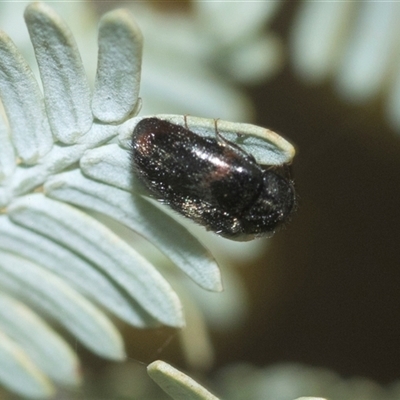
[{"x1": 2, "y1": 1, "x2": 400, "y2": 398}]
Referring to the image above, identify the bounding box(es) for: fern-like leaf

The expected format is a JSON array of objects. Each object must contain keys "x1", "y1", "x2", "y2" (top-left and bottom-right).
[{"x1": 0, "y1": 2, "x2": 295, "y2": 397}]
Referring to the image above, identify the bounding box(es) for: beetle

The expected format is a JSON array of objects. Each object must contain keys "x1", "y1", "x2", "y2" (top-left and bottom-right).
[{"x1": 131, "y1": 117, "x2": 295, "y2": 241}]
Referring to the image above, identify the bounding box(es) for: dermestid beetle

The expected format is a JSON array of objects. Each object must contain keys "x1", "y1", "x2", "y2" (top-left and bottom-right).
[{"x1": 131, "y1": 117, "x2": 296, "y2": 241}]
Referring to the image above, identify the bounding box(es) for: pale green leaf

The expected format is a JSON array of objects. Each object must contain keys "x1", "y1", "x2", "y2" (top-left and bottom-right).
[
  {"x1": 0, "y1": 251, "x2": 125, "y2": 360},
  {"x1": 0, "y1": 187, "x2": 11, "y2": 207},
  {"x1": 0, "y1": 330, "x2": 54, "y2": 399},
  {"x1": 295, "y1": 398, "x2": 328, "y2": 400},
  {"x1": 0, "y1": 293, "x2": 80, "y2": 386},
  {"x1": 80, "y1": 144, "x2": 133, "y2": 191},
  {"x1": 0, "y1": 216, "x2": 158, "y2": 327},
  {"x1": 9, "y1": 122, "x2": 119, "y2": 198},
  {"x1": 24, "y1": 2, "x2": 92, "y2": 143},
  {"x1": 0, "y1": 30, "x2": 52, "y2": 164},
  {"x1": 92, "y1": 9, "x2": 143, "y2": 123},
  {"x1": 195, "y1": 1, "x2": 280, "y2": 47},
  {"x1": 8, "y1": 193, "x2": 184, "y2": 327},
  {"x1": 10, "y1": 143, "x2": 87, "y2": 197},
  {"x1": 148, "y1": 360, "x2": 220, "y2": 400},
  {"x1": 0, "y1": 112, "x2": 15, "y2": 180}
]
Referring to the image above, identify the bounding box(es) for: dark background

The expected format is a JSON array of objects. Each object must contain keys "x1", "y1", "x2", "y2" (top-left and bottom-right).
[{"x1": 232, "y1": 68, "x2": 400, "y2": 383}]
